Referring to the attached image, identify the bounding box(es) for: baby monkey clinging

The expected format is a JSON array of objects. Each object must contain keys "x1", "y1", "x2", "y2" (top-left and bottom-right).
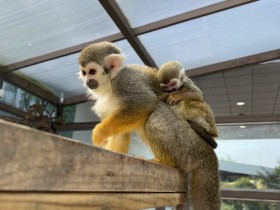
[{"x1": 158, "y1": 61, "x2": 218, "y2": 148}]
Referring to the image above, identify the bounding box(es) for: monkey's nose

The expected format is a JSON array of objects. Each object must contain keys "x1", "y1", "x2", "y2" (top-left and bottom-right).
[{"x1": 86, "y1": 79, "x2": 98, "y2": 89}]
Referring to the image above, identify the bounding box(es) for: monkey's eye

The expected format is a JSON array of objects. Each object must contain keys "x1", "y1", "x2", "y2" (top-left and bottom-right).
[
  {"x1": 82, "y1": 70, "x2": 86, "y2": 76},
  {"x1": 89, "y1": 69, "x2": 96, "y2": 75}
]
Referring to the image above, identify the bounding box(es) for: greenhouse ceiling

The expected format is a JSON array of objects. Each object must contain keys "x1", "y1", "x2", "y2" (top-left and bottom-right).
[{"x1": 0, "y1": 0, "x2": 280, "y2": 123}]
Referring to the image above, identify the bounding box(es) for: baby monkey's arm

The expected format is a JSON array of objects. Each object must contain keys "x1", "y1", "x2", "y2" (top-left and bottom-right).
[{"x1": 165, "y1": 89, "x2": 204, "y2": 105}]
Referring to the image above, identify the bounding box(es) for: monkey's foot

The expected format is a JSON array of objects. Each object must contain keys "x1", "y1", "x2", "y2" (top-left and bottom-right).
[
  {"x1": 166, "y1": 94, "x2": 182, "y2": 105},
  {"x1": 149, "y1": 158, "x2": 176, "y2": 168}
]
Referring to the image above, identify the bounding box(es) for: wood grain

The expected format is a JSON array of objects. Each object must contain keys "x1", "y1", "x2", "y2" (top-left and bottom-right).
[
  {"x1": 0, "y1": 192, "x2": 185, "y2": 210},
  {"x1": 0, "y1": 119, "x2": 186, "y2": 192}
]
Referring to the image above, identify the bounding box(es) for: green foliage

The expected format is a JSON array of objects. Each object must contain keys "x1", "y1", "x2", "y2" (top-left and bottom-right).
[
  {"x1": 222, "y1": 164, "x2": 280, "y2": 209},
  {"x1": 221, "y1": 203, "x2": 235, "y2": 210},
  {"x1": 63, "y1": 105, "x2": 76, "y2": 123},
  {"x1": 258, "y1": 165, "x2": 280, "y2": 189},
  {"x1": 233, "y1": 177, "x2": 257, "y2": 189}
]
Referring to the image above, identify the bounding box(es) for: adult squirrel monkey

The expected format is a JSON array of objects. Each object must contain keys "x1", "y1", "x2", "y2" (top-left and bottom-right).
[
  {"x1": 78, "y1": 41, "x2": 220, "y2": 210},
  {"x1": 158, "y1": 61, "x2": 218, "y2": 148}
]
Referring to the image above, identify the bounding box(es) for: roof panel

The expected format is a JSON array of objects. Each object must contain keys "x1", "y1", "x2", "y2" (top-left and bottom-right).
[
  {"x1": 0, "y1": 0, "x2": 119, "y2": 65},
  {"x1": 15, "y1": 40, "x2": 143, "y2": 98},
  {"x1": 139, "y1": 0, "x2": 280, "y2": 70},
  {"x1": 116, "y1": 0, "x2": 225, "y2": 27}
]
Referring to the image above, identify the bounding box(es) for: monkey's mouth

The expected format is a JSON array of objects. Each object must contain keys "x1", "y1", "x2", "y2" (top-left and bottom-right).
[{"x1": 86, "y1": 79, "x2": 99, "y2": 89}]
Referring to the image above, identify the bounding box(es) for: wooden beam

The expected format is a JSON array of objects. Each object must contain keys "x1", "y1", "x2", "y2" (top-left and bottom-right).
[
  {"x1": 1, "y1": 73, "x2": 60, "y2": 105},
  {"x1": 187, "y1": 49, "x2": 280, "y2": 77},
  {"x1": 221, "y1": 188, "x2": 280, "y2": 202},
  {"x1": 63, "y1": 94, "x2": 88, "y2": 105},
  {"x1": 134, "y1": 0, "x2": 257, "y2": 35},
  {"x1": 0, "y1": 192, "x2": 185, "y2": 210},
  {"x1": 99, "y1": 0, "x2": 157, "y2": 67},
  {"x1": 0, "y1": 102, "x2": 25, "y2": 117},
  {"x1": 0, "y1": 119, "x2": 186, "y2": 192}
]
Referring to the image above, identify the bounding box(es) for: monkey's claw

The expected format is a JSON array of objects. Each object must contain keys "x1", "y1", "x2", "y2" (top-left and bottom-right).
[{"x1": 167, "y1": 95, "x2": 179, "y2": 105}]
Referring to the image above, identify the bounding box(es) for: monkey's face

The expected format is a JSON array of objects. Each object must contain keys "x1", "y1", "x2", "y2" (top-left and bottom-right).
[
  {"x1": 160, "y1": 78, "x2": 182, "y2": 92},
  {"x1": 78, "y1": 51, "x2": 126, "y2": 93},
  {"x1": 79, "y1": 61, "x2": 109, "y2": 90}
]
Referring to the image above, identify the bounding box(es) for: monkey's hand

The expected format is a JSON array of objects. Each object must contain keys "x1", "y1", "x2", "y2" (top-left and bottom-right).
[
  {"x1": 92, "y1": 123, "x2": 108, "y2": 146},
  {"x1": 92, "y1": 114, "x2": 145, "y2": 147}
]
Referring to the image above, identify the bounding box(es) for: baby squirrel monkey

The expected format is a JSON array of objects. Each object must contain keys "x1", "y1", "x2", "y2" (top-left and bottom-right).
[
  {"x1": 78, "y1": 42, "x2": 220, "y2": 210},
  {"x1": 158, "y1": 61, "x2": 218, "y2": 148}
]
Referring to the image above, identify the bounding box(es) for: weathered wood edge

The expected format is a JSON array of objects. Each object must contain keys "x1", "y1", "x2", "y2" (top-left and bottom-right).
[
  {"x1": 0, "y1": 192, "x2": 185, "y2": 210},
  {"x1": 0, "y1": 119, "x2": 186, "y2": 192}
]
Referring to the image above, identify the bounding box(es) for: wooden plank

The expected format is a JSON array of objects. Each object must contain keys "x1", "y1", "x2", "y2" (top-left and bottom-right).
[
  {"x1": 0, "y1": 119, "x2": 186, "y2": 192},
  {"x1": 0, "y1": 192, "x2": 184, "y2": 210}
]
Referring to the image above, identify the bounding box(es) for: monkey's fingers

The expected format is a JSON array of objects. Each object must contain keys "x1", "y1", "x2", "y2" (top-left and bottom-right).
[{"x1": 167, "y1": 96, "x2": 179, "y2": 105}]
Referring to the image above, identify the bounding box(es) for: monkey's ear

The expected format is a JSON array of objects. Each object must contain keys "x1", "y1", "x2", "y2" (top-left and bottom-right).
[{"x1": 104, "y1": 53, "x2": 125, "y2": 78}]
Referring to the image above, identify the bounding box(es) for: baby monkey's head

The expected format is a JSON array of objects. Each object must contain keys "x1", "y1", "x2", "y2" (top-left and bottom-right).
[{"x1": 158, "y1": 61, "x2": 186, "y2": 92}]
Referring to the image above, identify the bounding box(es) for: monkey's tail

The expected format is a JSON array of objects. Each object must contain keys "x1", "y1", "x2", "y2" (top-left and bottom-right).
[
  {"x1": 187, "y1": 120, "x2": 217, "y2": 149},
  {"x1": 189, "y1": 164, "x2": 220, "y2": 210}
]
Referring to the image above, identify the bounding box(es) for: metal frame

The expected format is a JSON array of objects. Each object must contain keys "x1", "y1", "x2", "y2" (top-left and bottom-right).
[
  {"x1": 221, "y1": 188, "x2": 280, "y2": 202},
  {"x1": 0, "y1": 102, "x2": 25, "y2": 117},
  {"x1": 187, "y1": 49, "x2": 280, "y2": 77},
  {"x1": 1, "y1": 73, "x2": 60, "y2": 105},
  {"x1": 99, "y1": 0, "x2": 157, "y2": 67},
  {"x1": 216, "y1": 115, "x2": 280, "y2": 124}
]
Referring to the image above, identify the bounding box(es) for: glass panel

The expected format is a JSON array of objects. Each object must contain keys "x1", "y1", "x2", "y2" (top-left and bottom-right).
[
  {"x1": 0, "y1": 110, "x2": 18, "y2": 118},
  {"x1": 16, "y1": 40, "x2": 143, "y2": 98},
  {"x1": 72, "y1": 130, "x2": 92, "y2": 145},
  {"x1": 59, "y1": 131, "x2": 73, "y2": 139},
  {"x1": 115, "y1": 40, "x2": 144, "y2": 65},
  {"x1": 16, "y1": 53, "x2": 85, "y2": 98},
  {"x1": 63, "y1": 102, "x2": 100, "y2": 123},
  {"x1": 216, "y1": 123, "x2": 280, "y2": 190},
  {"x1": 1, "y1": 81, "x2": 56, "y2": 117},
  {"x1": 59, "y1": 130, "x2": 92, "y2": 145},
  {"x1": 116, "y1": 0, "x2": 225, "y2": 27},
  {"x1": 1, "y1": 82, "x2": 17, "y2": 105},
  {"x1": 63, "y1": 105, "x2": 77, "y2": 123},
  {"x1": 0, "y1": 0, "x2": 119, "y2": 65},
  {"x1": 44, "y1": 102, "x2": 57, "y2": 118},
  {"x1": 139, "y1": 0, "x2": 280, "y2": 69}
]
